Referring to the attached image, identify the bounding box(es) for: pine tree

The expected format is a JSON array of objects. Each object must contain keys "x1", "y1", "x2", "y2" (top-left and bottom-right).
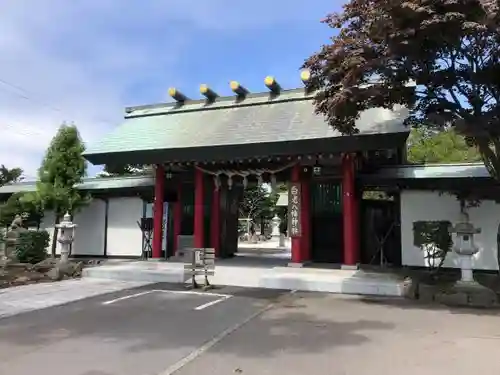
[{"x1": 31, "y1": 123, "x2": 90, "y2": 255}]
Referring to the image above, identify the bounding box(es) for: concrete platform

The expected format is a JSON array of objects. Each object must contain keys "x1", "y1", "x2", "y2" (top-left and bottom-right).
[{"x1": 83, "y1": 260, "x2": 405, "y2": 297}]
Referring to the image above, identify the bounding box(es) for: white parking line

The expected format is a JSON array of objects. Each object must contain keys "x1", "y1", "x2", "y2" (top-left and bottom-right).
[
  {"x1": 193, "y1": 295, "x2": 231, "y2": 311},
  {"x1": 102, "y1": 290, "x2": 155, "y2": 305},
  {"x1": 102, "y1": 289, "x2": 232, "y2": 310}
]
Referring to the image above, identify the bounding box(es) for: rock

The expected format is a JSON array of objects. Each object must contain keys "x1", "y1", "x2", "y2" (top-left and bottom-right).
[
  {"x1": 28, "y1": 272, "x2": 47, "y2": 282},
  {"x1": 402, "y1": 276, "x2": 418, "y2": 299},
  {"x1": 46, "y1": 261, "x2": 84, "y2": 281},
  {"x1": 46, "y1": 267, "x2": 61, "y2": 281},
  {"x1": 33, "y1": 258, "x2": 58, "y2": 273},
  {"x1": 6, "y1": 262, "x2": 33, "y2": 271},
  {"x1": 14, "y1": 275, "x2": 31, "y2": 283}
]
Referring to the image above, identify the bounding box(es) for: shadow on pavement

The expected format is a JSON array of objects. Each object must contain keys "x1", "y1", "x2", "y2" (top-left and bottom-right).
[{"x1": 357, "y1": 295, "x2": 500, "y2": 316}]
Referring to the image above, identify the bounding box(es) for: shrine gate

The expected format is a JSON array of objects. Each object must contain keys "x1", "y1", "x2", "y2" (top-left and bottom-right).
[{"x1": 83, "y1": 73, "x2": 409, "y2": 267}]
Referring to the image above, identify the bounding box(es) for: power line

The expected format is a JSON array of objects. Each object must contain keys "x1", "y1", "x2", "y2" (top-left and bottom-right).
[
  {"x1": 0, "y1": 77, "x2": 63, "y2": 114},
  {"x1": 0, "y1": 76, "x2": 117, "y2": 136}
]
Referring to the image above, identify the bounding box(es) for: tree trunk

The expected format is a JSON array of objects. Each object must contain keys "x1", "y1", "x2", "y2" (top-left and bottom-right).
[{"x1": 51, "y1": 215, "x2": 60, "y2": 257}]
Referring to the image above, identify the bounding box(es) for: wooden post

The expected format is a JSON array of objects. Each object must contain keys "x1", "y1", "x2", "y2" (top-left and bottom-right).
[
  {"x1": 342, "y1": 154, "x2": 359, "y2": 266},
  {"x1": 152, "y1": 164, "x2": 165, "y2": 259},
  {"x1": 290, "y1": 164, "x2": 302, "y2": 263},
  {"x1": 211, "y1": 185, "x2": 221, "y2": 257},
  {"x1": 194, "y1": 168, "x2": 205, "y2": 248},
  {"x1": 301, "y1": 180, "x2": 311, "y2": 262},
  {"x1": 173, "y1": 183, "x2": 182, "y2": 255}
]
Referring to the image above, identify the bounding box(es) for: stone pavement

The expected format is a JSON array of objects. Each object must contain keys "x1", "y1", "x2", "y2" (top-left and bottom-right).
[
  {"x1": 174, "y1": 294, "x2": 500, "y2": 375},
  {"x1": 83, "y1": 259, "x2": 406, "y2": 296},
  {"x1": 0, "y1": 278, "x2": 151, "y2": 319}
]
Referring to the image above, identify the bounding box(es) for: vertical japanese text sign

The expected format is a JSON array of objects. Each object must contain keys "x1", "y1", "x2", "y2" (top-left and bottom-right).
[{"x1": 288, "y1": 183, "x2": 302, "y2": 237}]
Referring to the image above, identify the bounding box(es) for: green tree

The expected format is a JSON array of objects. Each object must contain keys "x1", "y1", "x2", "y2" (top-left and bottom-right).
[
  {"x1": 0, "y1": 166, "x2": 29, "y2": 243},
  {"x1": 303, "y1": 0, "x2": 500, "y2": 176},
  {"x1": 0, "y1": 165, "x2": 23, "y2": 186},
  {"x1": 407, "y1": 128, "x2": 482, "y2": 164},
  {"x1": 0, "y1": 192, "x2": 43, "y2": 228},
  {"x1": 100, "y1": 163, "x2": 149, "y2": 177},
  {"x1": 26, "y1": 123, "x2": 90, "y2": 255},
  {"x1": 239, "y1": 185, "x2": 278, "y2": 234}
]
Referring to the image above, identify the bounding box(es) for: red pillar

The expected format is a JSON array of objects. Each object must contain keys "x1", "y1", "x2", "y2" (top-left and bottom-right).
[
  {"x1": 211, "y1": 185, "x2": 221, "y2": 257},
  {"x1": 152, "y1": 164, "x2": 165, "y2": 259},
  {"x1": 290, "y1": 164, "x2": 302, "y2": 263},
  {"x1": 194, "y1": 168, "x2": 205, "y2": 248},
  {"x1": 172, "y1": 183, "x2": 182, "y2": 255},
  {"x1": 301, "y1": 180, "x2": 311, "y2": 262},
  {"x1": 342, "y1": 153, "x2": 359, "y2": 266}
]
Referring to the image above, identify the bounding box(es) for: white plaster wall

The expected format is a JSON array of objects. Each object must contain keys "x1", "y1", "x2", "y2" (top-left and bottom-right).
[
  {"x1": 72, "y1": 199, "x2": 106, "y2": 256},
  {"x1": 39, "y1": 210, "x2": 57, "y2": 254},
  {"x1": 106, "y1": 197, "x2": 143, "y2": 257},
  {"x1": 401, "y1": 191, "x2": 500, "y2": 271}
]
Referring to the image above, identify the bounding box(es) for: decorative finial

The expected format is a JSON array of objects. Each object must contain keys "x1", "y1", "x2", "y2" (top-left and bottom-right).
[
  {"x1": 300, "y1": 69, "x2": 311, "y2": 83},
  {"x1": 230, "y1": 81, "x2": 249, "y2": 97},
  {"x1": 264, "y1": 76, "x2": 281, "y2": 94},
  {"x1": 168, "y1": 87, "x2": 188, "y2": 102},
  {"x1": 200, "y1": 84, "x2": 218, "y2": 101}
]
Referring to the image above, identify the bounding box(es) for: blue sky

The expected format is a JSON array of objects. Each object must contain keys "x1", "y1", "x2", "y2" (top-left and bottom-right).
[{"x1": 0, "y1": 0, "x2": 339, "y2": 178}]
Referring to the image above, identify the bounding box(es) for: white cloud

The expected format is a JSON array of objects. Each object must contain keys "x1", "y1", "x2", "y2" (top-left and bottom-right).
[{"x1": 0, "y1": 0, "x2": 333, "y2": 178}]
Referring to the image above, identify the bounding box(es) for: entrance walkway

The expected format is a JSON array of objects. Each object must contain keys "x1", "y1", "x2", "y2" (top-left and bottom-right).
[
  {"x1": 237, "y1": 237, "x2": 291, "y2": 260},
  {"x1": 83, "y1": 258, "x2": 405, "y2": 297}
]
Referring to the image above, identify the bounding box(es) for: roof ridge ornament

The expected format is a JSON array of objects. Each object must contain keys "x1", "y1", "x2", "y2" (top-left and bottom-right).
[
  {"x1": 200, "y1": 84, "x2": 218, "y2": 102},
  {"x1": 300, "y1": 69, "x2": 314, "y2": 94},
  {"x1": 300, "y1": 69, "x2": 311, "y2": 84},
  {"x1": 230, "y1": 81, "x2": 249, "y2": 98},
  {"x1": 168, "y1": 87, "x2": 189, "y2": 103},
  {"x1": 264, "y1": 76, "x2": 281, "y2": 95}
]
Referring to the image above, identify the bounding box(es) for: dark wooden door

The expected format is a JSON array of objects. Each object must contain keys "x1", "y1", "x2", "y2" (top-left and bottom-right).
[
  {"x1": 359, "y1": 198, "x2": 401, "y2": 266},
  {"x1": 311, "y1": 182, "x2": 343, "y2": 263},
  {"x1": 219, "y1": 185, "x2": 239, "y2": 258}
]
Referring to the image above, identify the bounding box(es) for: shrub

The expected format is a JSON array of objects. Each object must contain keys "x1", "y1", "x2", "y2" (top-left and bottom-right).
[
  {"x1": 15, "y1": 230, "x2": 50, "y2": 264},
  {"x1": 413, "y1": 220, "x2": 452, "y2": 271}
]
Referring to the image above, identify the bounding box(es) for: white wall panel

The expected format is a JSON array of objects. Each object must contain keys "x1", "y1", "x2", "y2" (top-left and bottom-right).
[
  {"x1": 106, "y1": 197, "x2": 143, "y2": 257},
  {"x1": 39, "y1": 210, "x2": 57, "y2": 255},
  {"x1": 72, "y1": 199, "x2": 106, "y2": 256},
  {"x1": 401, "y1": 191, "x2": 499, "y2": 270}
]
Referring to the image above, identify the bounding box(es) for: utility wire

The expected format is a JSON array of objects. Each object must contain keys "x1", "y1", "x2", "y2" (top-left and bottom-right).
[
  {"x1": 0, "y1": 76, "x2": 117, "y2": 137},
  {"x1": 0, "y1": 77, "x2": 63, "y2": 114}
]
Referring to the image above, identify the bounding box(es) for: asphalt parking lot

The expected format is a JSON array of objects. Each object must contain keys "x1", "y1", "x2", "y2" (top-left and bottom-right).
[
  {"x1": 0, "y1": 283, "x2": 286, "y2": 375},
  {"x1": 3, "y1": 283, "x2": 500, "y2": 375}
]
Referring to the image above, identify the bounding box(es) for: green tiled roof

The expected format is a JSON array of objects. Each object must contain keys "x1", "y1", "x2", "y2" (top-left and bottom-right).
[
  {"x1": 84, "y1": 88, "x2": 410, "y2": 164},
  {"x1": 0, "y1": 175, "x2": 154, "y2": 196}
]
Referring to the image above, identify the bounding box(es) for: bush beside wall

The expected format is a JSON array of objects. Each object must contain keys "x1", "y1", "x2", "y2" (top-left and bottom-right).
[{"x1": 15, "y1": 230, "x2": 50, "y2": 264}]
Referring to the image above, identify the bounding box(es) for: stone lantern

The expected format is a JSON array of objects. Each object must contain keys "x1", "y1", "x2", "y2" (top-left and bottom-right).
[
  {"x1": 56, "y1": 212, "x2": 77, "y2": 263},
  {"x1": 271, "y1": 214, "x2": 285, "y2": 247},
  {"x1": 449, "y1": 212, "x2": 481, "y2": 284}
]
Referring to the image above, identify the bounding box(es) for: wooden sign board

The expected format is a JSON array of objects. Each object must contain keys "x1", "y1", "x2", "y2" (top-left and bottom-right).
[{"x1": 288, "y1": 183, "x2": 301, "y2": 237}]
